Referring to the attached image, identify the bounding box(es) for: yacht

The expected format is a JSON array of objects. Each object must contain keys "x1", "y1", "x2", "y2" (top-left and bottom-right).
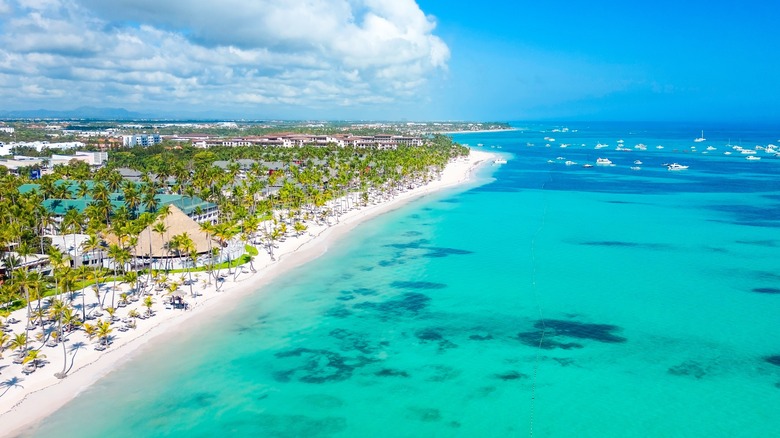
[
  {"x1": 633, "y1": 160, "x2": 643, "y2": 165},
  {"x1": 583, "y1": 164, "x2": 594, "y2": 168},
  {"x1": 667, "y1": 163, "x2": 689, "y2": 171},
  {"x1": 630, "y1": 166, "x2": 641, "y2": 171},
  {"x1": 706, "y1": 146, "x2": 716, "y2": 151},
  {"x1": 746, "y1": 155, "x2": 761, "y2": 161},
  {"x1": 724, "y1": 151, "x2": 732, "y2": 155},
  {"x1": 595, "y1": 143, "x2": 609, "y2": 149},
  {"x1": 694, "y1": 130, "x2": 706, "y2": 142},
  {"x1": 596, "y1": 158, "x2": 613, "y2": 165},
  {"x1": 656, "y1": 145, "x2": 664, "y2": 149},
  {"x1": 565, "y1": 160, "x2": 577, "y2": 166},
  {"x1": 493, "y1": 158, "x2": 507, "y2": 164}
]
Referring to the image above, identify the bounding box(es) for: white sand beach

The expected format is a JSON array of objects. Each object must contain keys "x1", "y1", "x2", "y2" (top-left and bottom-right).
[{"x1": 0, "y1": 149, "x2": 496, "y2": 436}]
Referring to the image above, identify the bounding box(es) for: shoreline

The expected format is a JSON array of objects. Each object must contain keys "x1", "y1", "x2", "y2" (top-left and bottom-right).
[
  {"x1": 1, "y1": 149, "x2": 498, "y2": 437},
  {"x1": 436, "y1": 128, "x2": 519, "y2": 135}
]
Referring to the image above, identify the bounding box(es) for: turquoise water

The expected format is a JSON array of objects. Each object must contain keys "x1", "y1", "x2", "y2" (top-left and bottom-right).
[{"x1": 30, "y1": 124, "x2": 780, "y2": 437}]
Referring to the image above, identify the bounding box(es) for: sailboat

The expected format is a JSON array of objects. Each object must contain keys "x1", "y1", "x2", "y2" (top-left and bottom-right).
[{"x1": 694, "y1": 130, "x2": 706, "y2": 142}]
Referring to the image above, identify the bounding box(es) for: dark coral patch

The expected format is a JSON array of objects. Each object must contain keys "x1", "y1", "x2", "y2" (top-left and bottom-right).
[
  {"x1": 329, "y1": 328, "x2": 377, "y2": 354},
  {"x1": 416, "y1": 328, "x2": 457, "y2": 351},
  {"x1": 765, "y1": 355, "x2": 780, "y2": 367},
  {"x1": 494, "y1": 371, "x2": 528, "y2": 381},
  {"x1": 752, "y1": 288, "x2": 780, "y2": 294},
  {"x1": 469, "y1": 334, "x2": 494, "y2": 341},
  {"x1": 668, "y1": 361, "x2": 707, "y2": 379},
  {"x1": 390, "y1": 281, "x2": 447, "y2": 290},
  {"x1": 375, "y1": 368, "x2": 410, "y2": 378},
  {"x1": 273, "y1": 348, "x2": 376, "y2": 384},
  {"x1": 538, "y1": 319, "x2": 627, "y2": 343},
  {"x1": 325, "y1": 305, "x2": 352, "y2": 319},
  {"x1": 384, "y1": 239, "x2": 430, "y2": 249},
  {"x1": 516, "y1": 319, "x2": 625, "y2": 349},
  {"x1": 517, "y1": 330, "x2": 583, "y2": 350},
  {"x1": 580, "y1": 241, "x2": 671, "y2": 250},
  {"x1": 423, "y1": 247, "x2": 474, "y2": 258},
  {"x1": 353, "y1": 292, "x2": 431, "y2": 318}
]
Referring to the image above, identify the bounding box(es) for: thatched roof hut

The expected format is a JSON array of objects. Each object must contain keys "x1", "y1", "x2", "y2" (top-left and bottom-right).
[{"x1": 109, "y1": 205, "x2": 214, "y2": 258}]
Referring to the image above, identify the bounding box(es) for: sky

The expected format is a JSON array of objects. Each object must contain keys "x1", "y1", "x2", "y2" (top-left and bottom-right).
[{"x1": 0, "y1": 0, "x2": 778, "y2": 121}]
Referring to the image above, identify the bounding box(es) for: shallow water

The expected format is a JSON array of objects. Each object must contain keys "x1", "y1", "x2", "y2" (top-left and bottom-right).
[{"x1": 31, "y1": 123, "x2": 780, "y2": 437}]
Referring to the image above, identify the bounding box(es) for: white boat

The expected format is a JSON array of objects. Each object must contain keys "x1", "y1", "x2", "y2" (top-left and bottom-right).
[
  {"x1": 630, "y1": 166, "x2": 641, "y2": 171},
  {"x1": 633, "y1": 160, "x2": 643, "y2": 165},
  {"x1": 595, "y1": 143, "x2": 609, "y2": 149},
  {"x1": 740, "y1": 149, "x2": 756, "y2": 155},
  {"x1": 706, "y1": 146, "x2": 716, "y2": 151},
  {"x1": 596, "y1": 158, "x2": 613, "y2": 165},
  {"x1": 656, "y1": 145, "x2": 664, "y2": 149},
  {"x1": 583, "y1": 164, "x2": 594, "y2": 168},
  {"x1": 493, "y1": 158, "x2": 507, "y2": 164},
  {"x1": 724, "y1": 151, "x2": 732, "y2": 155},
  {"x1": 667, "y1": 163, "x2": 689, "y2": 171},
  {"x1": 694, "y1": 130, "x2": 706, "y2": 142},
  {"x1": 565, "y1": 160, "x2": 577, "y2": 166},
  {"x1": 746, "y1": 156, "x2": 761, "y2": 161}
]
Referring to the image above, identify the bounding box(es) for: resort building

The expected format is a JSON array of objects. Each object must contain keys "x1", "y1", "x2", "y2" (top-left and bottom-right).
[
  {"x1": 121, "y1": 134, "x2": 162, "y2": 147},
  {"x1": 175, "y1": 133, "x2": 424, "y2": 149},
  {"x1": 17, "y1": 181, "x2": 219, "y2": 227}
]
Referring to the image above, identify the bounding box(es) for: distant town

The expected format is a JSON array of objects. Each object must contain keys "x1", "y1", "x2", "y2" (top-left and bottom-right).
[{"x1": 0, "y1": 120, "x2": 510, "y2": 174}]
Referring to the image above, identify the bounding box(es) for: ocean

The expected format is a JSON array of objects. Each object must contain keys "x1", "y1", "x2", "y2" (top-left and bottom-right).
[{"x1": 29, "y1": 122, "x2": 780, "y2": 437}]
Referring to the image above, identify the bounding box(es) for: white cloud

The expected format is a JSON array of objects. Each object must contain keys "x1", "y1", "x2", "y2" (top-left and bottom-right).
[{"x1": 0, "y1": 0, "x2": 449, "y2": 116}]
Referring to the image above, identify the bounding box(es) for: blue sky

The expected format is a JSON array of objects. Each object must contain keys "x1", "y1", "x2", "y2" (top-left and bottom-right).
[{"x1": 0, "y1": 0, "x2": 777, "y2": 121}]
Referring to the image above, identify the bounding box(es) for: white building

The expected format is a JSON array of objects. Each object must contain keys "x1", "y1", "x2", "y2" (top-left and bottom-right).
[
  {"x1": 50, "y1": 151, "x2": 108, "y2": 167},
  {"x1": 122, "y1": 134, "x2": 162, "y2": 147},
  {"x1": 0, "y1": 127, "x2": 14, "y2": 134}
]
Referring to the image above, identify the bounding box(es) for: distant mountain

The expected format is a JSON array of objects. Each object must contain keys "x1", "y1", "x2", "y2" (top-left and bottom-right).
[{"x1": 0, "y1": 106, "x2": 148, "y2": 120}]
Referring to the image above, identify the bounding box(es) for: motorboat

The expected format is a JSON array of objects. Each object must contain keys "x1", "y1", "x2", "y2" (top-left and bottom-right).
[
  {"x1": 746, "y1": 155, "x2": 761, "y2": 161},
  {"x1": 667, "y1": 163, "x2": 689, "y2": 171},
  {"x1": 633, "y1": 160, "x2": 643, "y2": 165},
  {"x1": 565, "y1": 160, "x2": 577, "y2": 166},
  {"x1": 630, "y1": 166, "x2": 641, "y2": 171},
  {"x1": 583, "y1": 164, "x2": 594, "y2": 168},
  {"x1": 706, "y1": 146, "x2": 716, "y2": 151},
  {"x1": 493, "y1": 158, "x2": 507, "y2": 164},
  {"x1": 595, "y1": 143, "x2": 609, "y2": 149},
  {"x1": 596, "y1": 158, "x2": 613, "y2": 165}
]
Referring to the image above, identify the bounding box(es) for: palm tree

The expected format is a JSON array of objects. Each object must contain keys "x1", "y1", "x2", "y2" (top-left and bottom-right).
[
  {"x1": 143, "y1": 295, "x2": 154, "y2": 317},
  {"x1": 48, "y1": 298, "x2": 70, "y2": 377},
  {"x1": 80, "y1": 234, "x2": 103, "y2": 311},
  {"x1": 96, "y1": 319, "x2": 112, "y2": 348},
  {"x1": 152, "y1": 221, "x2": 168, "y2": 272},
  {"x1": 9, "y1": 333, "x2": 27, "y2": 358},
  {"x1": 0, "y1": 331, "x2": 9, "y2": 359},
  {"x1": 22, "y1": 349, "x2": 47, "y2": 371}
]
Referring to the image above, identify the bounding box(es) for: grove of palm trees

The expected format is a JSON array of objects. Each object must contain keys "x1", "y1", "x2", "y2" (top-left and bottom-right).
[{"x1": 0, "y1": 135, "x2": 469, "y2": 383}]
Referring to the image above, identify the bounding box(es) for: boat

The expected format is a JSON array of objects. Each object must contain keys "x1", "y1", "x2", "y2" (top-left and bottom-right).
[
  {"x1": 596, "y1": 158, "x2": 613, "y2": 165},
  {"x1": 493, "y1": 158, "x2": 507, "y2": 164},
  {"x1": 565, "y1": 160, "x2": 577, "y2": 166},
  {"x1": 724, "y1": 151, "x2": 732, "y2": 155},
  {"x1": 667, "y1": 163, "x2": 689, "y2": 171},
  {"x1": 583, "y1": 164, "x2": 594, "y2": 168},
  {"x1": 630, "y1": 166, "x2": 641, "y2": 171},
  {"x1": 694, "y1": 130, "x2": 706, "y2": 142},
  {"x1": 656, "y1": 145, "x2": 664, "y2": 149},
  {"x1": 633, "y1": 160, "x2": 643, "y2": 165},
  {"x1": 595, "y1": 143, "x2": 609, "y2": 149},
  {"x1": 746, "y1": 155, "x2": 761, "y2": 161},
  {"x1": 706, "y1": 146, "x2": 716, "y2": 151},
  {"x1": 547, "y1": 160, "x2": 555, "y2": 163}
]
